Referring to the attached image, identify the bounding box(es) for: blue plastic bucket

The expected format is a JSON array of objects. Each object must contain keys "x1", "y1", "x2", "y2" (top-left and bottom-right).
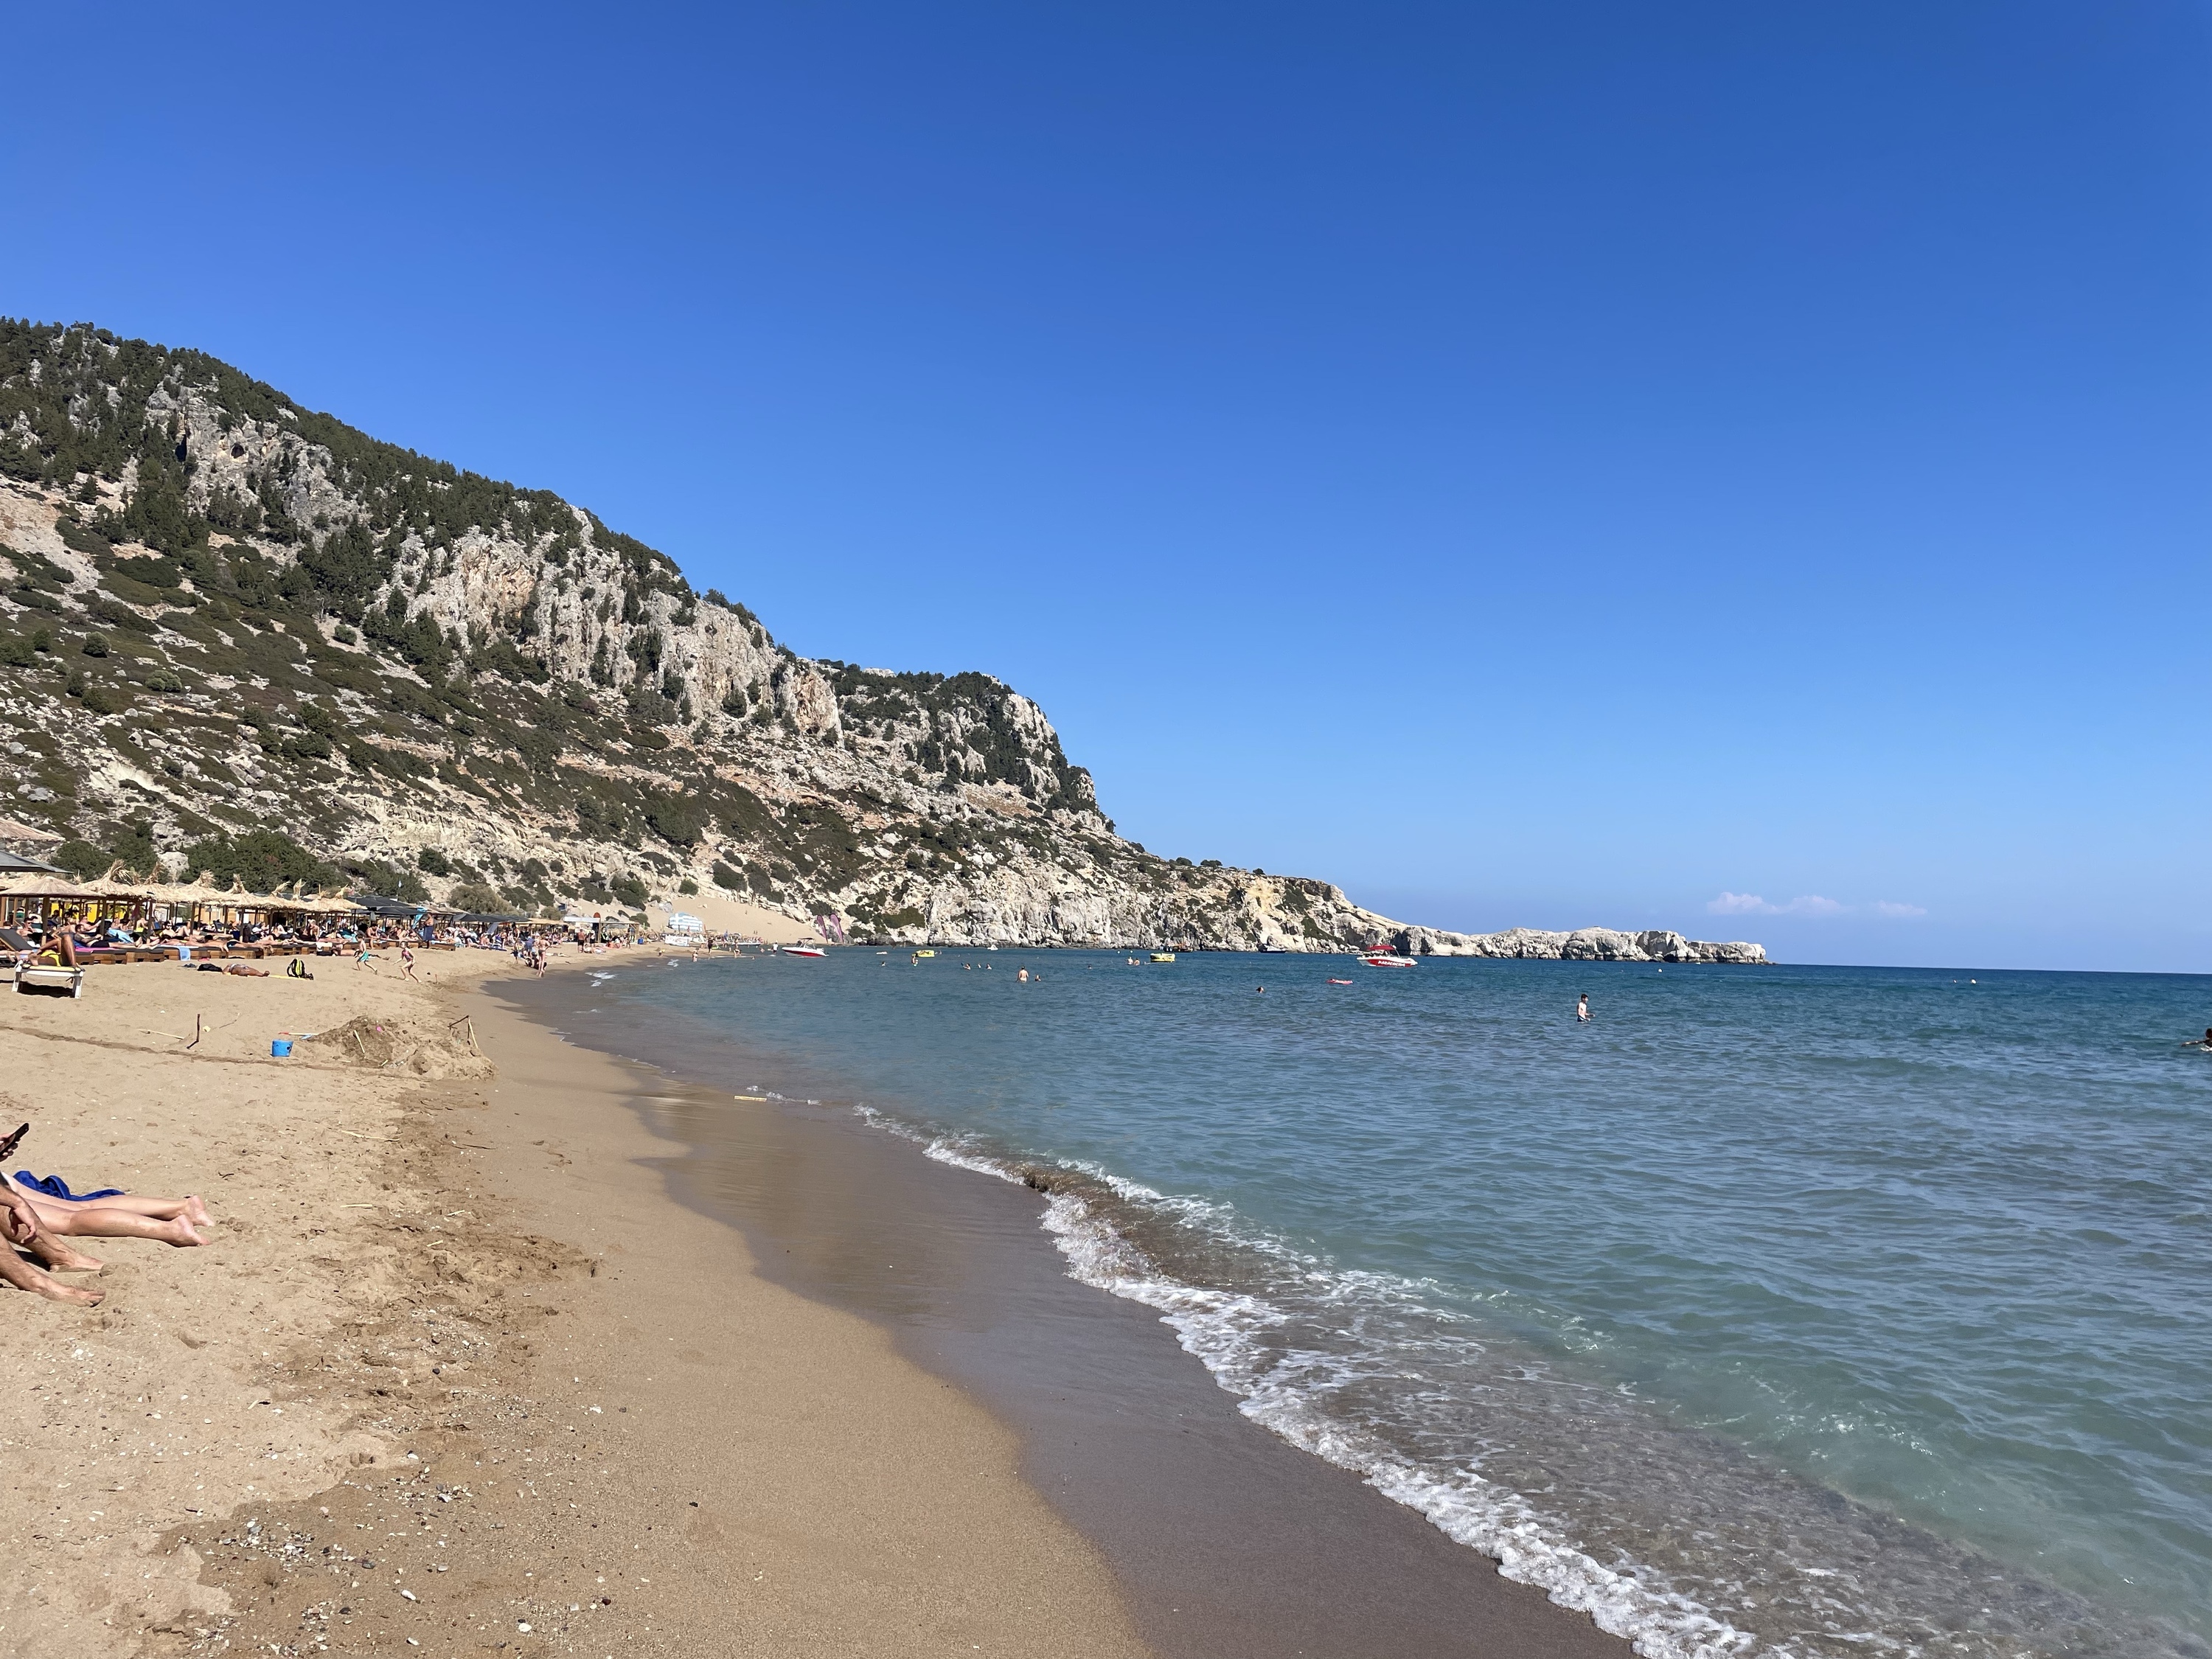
[{"x1": 271, "y1": 1038, "x2": 293, "y2": 1058}]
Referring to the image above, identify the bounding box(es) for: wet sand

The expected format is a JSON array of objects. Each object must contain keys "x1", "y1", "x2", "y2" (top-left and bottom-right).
[{"x1": 490, "y1": 962, "x2": 1629, "y2": 1659}]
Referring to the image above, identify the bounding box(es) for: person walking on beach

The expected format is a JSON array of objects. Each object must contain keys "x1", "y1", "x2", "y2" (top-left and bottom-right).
[
  {"x1": 1576, "y1": 992, "x2": 1590, "y2": 1023},
  {"x1": 400, "y1": 939, "x2": 418, "y2": 981}
]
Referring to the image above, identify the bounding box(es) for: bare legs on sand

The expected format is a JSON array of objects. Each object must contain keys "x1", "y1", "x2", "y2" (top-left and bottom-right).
[
  {"x1": 7, "y1": 1178, "x2": 213, "y2": 1231},
  {"x1": 26, "y1": 1203, "x2": 210, "y2": 1247},
  {"x1": 1, "y1": 1190, "x2": 104, "y2": 1304}
]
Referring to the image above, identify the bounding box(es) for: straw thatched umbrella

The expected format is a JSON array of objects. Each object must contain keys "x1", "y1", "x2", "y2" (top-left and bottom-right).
[{"x1": 0, "y1": 874, "x2": 101, "y2": 928}]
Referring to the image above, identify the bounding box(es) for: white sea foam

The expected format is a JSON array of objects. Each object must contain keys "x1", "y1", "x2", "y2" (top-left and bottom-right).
[{"x1": 855, "y1": 1104, "x2": 1765, "y2": 1659}]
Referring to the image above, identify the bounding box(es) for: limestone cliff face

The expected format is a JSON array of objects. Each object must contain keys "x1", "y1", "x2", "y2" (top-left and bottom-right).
[
  {"x1": 153, "y1": 386, "x2": 848, "y2": 742},
  {"x1": 0, "y1": 322, "x2": 1768, "y2": 963}
]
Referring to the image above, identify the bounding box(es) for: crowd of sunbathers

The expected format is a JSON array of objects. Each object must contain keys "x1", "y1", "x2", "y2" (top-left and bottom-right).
[
  {"x1": 0, "y1": 1123, "x2": 211, "y2": 1307},
  {"x1": 1, "y1": 921, "x2": 282, "y2": 976},
  {"x1": 7, "y1": 911, "x2": 334, "y2": 951}
]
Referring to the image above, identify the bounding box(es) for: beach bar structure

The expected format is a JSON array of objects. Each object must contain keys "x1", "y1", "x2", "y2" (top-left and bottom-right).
[
  {"x1": 0, "y1": 872, "x2": 369, "y2": 933},
  {"x1": 0, "y1": 875, "x2": 105, "y2": 928}
]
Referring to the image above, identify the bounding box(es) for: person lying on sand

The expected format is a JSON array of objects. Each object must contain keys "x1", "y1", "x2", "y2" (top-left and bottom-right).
[
  {"x1": 1, "y1": 1183, "x2": 106, "y2": 1303},
  {"x1": 11, "y1": 1191, "x2": 210, "y2": 1247},
  {"x1": 1, "y1": 1125, "x2": 212, "y2": 1248},
  {"x1": 8, "y1": 1172, "x2": 213, "y2": 1239}
]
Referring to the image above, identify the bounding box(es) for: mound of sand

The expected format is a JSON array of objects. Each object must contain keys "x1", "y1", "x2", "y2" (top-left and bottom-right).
[{"x1": 304, "y1": 1012, "x2": 495, "y2": 1077}]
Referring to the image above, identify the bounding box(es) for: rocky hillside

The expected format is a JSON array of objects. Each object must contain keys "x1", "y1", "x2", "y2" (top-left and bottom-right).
[{"x1": 0, "y1": 321, "x2": 1764, "y2": 961}]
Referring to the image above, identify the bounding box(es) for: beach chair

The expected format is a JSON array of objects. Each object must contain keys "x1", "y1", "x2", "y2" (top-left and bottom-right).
[{"x1": 14, "y1": 961, "x2": 86, "y2": 998}]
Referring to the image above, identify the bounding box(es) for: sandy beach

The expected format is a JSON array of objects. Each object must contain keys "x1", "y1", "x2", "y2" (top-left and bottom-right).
[
  {"x1": 0, "y1": 945, "x2": 1145, "y2": 1658},
  {"x1": 1, "y1": 942, "x2": 1629, "y2": 1659}
]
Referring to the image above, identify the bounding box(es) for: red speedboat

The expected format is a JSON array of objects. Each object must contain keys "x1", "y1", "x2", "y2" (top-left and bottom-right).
[{"x1": 779, "y1": 945, "x2": 827, "y2": 958}]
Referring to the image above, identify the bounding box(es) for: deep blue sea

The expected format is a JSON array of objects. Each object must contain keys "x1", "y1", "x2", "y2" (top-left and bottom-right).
[{"x1": 588, "y1": 949, "x2": 2211, "y2": 1658}]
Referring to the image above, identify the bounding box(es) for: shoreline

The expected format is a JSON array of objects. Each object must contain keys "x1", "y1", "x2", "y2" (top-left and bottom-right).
[
  {"x1": 4, "y1": 941, "x2": 1627, "y2": 1657},
  {"x1": 489, "y1": 958, "x2": 1630, "y2": 1659}
]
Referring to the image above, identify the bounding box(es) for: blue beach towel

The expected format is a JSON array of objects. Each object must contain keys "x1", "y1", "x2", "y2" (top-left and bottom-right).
[{"x1": 15, "y1": 1171, "x2": 126, "y2": 1202}]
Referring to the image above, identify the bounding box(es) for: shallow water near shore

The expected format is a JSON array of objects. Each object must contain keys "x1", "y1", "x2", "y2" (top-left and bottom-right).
[{"x1": 540, "y1": 950, "x2": 2211, "y2": 1658}]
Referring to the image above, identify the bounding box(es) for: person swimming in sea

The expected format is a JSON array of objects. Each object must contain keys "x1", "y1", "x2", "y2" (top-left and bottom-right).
[
  {"x1": 2185, "y1": 1027, "x2": 2212, "y2": 1049},
  {"x1": 1576, "y1": 992, "x2": 1590, "y2": 1023}
]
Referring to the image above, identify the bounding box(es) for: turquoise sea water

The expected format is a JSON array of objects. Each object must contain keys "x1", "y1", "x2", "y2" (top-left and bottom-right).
[{"x1": 594, "y1": 951, "x2": 2211, "y2": 1657}]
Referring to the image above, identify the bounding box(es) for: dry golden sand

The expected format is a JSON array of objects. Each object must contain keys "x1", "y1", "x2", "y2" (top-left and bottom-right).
[{"x1": 0, "y1": 946, "x2": 1148, "y2": 1658}]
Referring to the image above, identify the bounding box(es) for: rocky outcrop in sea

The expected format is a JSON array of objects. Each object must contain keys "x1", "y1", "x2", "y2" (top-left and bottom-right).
[{"x1": 1391, "y1": 925, "x2": 1767, "y2": 964}]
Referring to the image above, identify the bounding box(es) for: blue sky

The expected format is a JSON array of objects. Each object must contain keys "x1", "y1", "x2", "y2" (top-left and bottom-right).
[{"x1": 7, "y1": 2, "x2": 2206, "y2": 971}]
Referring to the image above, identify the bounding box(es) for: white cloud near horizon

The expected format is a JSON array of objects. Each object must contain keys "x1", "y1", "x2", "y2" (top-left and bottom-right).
[
  {"x1": 1708, "y1": 891, "x2": 1773, "y2": 914},
  {"x1": 1706, "y1": 892, "x2": 1917, "y2": 919}
]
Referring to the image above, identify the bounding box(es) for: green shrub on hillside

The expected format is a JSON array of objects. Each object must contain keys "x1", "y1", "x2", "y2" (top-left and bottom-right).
[
  {"x1": 448, "y1": 882, "x2": 506, "y2": 914},
  {"x1": 53, "y1": 839, "x2": 111, "y2": 880},
  {"x1": 179, "y1": 828, "x2": 341, "y2": 893},
  {"x1": 114, "y1": 554, "x2": 181, "y2": 587},
  {"x1": 642, "y1": 794, "x2": 703, "y2": 847},
  {"x1": 344, "y1": 857, "x2": 430, "y2": 904}
]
